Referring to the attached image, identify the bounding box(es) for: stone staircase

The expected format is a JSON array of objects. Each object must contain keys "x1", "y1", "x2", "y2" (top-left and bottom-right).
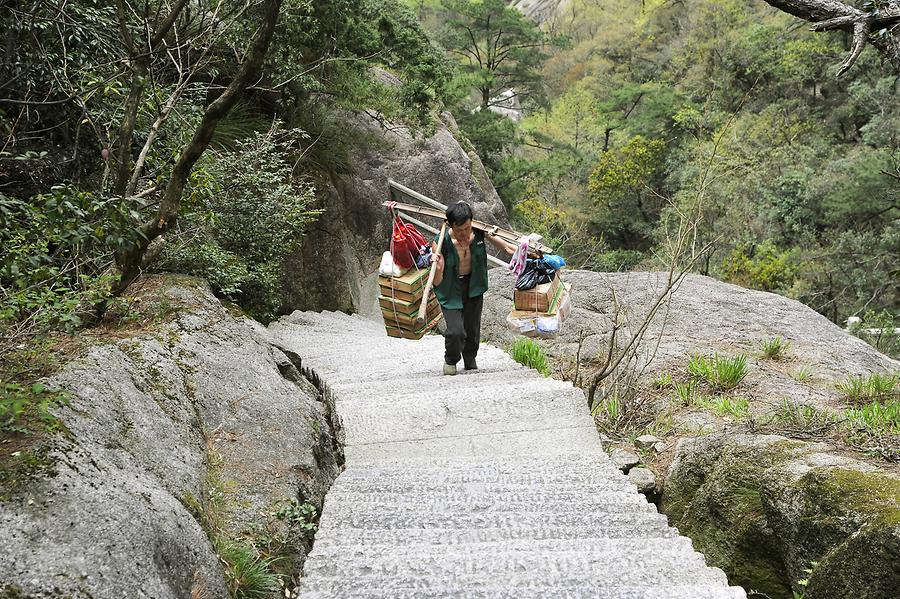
[{"x1": 268, "y1": 310, "x2": 747, "y2": 599}]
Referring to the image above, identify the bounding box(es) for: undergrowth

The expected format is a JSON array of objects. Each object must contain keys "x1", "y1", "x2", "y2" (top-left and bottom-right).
[{"x1": 509, "y1": 338, "x2": 550, "y2": 376}]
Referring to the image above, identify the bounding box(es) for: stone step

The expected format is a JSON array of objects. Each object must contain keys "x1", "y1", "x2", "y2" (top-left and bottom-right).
[
  {"x1": 325, "y1": 479, "x2": 637, "y2": 496},
  {"x1": 301, "y1": 549, "x2": 715, "y2": 581},
  {"x1": 324, "y1": 485, "x2": 644, "y2": 506},
  {"x1": 319, "y1": 494, "x2": 658, "y2": 524},
  {"x1": 307, "y1": 536, "x2": 695, "y2": 560},
  {"x1": 327, "y1": 367, "x2": 550, "y2": 395},
  {"x1": 343, "y1": 424, "x2": 604, "y2": 461},
  {"x1": 318, "y1": 506, "x2": 668, "y2": 530},
  {"x1": 300, "y1": 552, "x2": 728, "y2": 586},
  {"x1": 335, "y1": 454, "x2": 618, "y2": 479},
  {"x1": 299, "y1": 351, "x2": 521, "y2": 379},
  {"x1": 337, "y1": 387, "x2": 592, "y2": 445},
  {"x1": 310, "y1": 521, "x2": 682, "y2": 549},
  {"x1": 298, "y1": 585, "x2": 746, "y2": 599}
]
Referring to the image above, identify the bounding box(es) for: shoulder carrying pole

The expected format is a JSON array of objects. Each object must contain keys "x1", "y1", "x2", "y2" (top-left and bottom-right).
[{"x1": 417, "y1": 221, "x2": 447, "y2": 325}]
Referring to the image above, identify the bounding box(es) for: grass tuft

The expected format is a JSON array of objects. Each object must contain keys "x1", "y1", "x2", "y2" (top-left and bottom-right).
[
  {"x1": 794, "y1": 366, "x2": 813, "y2": 383},
  {"x1": 760, "y1": 336, "x2": 791, "y2": 360},
  {"x1": 834, "y1": 372, "x2": 899, "y2": 404},
  {"x1": 509, "y1": 338, "x2": 550, "y2": 376},
  {"x1": 687, "y1": 352, "x2": 748, "y2": 391},
  {"x1": 653, "y1": 371, "x2": 673, "y2": 389},
  {"x1": 215, "y1": 539, "x2": 281, "y2": 599}
]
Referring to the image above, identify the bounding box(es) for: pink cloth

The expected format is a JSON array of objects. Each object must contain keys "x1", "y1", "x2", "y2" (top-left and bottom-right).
[{"x1": 508, "y1": 236, "x2": 529, "y2": 277}]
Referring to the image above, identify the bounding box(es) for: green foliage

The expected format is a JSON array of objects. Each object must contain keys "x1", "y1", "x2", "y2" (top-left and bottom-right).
[
  {"x1": 688, "y1": 353, "x2": 748, "y2": 391},
  {"x1": 721, "y1": 241, "x2": 797, "y2": 293},
  {"x1": 509, "y1": 338, "x2": 551, "y2": 376},
  {"x1": 693, "y1": 394, "x2": 750, "y2": 419},
  {"x1": 844, "y1": 400, "x2": 900, "y2": 435},
  {"x1": 438, "y1": 0, "x2": 550, "y2": 109},
  {"x1": 0, "y1": 186, "x2": 143, "y2": 334},
  {"x1": 274, "y1": 499, "x2": 318, "y2": 539},
  {"x1": 587, "y1": 136, "x2": 666, "y2": 248},
  {"x1": 759, "y1": 337, "x2": 791, "y2": 361},
  {"x1": 848, "y1": 310, "x2": 900, "y2": 360},
  {"x1": 215, "y1": 539, "x2": 281, "y2": 599},
  {"x1": 0, "y1": 383, "x2": 67, "y2": 435},
  {"x1": 794, "y1": 367, "x2": 814, "y2": 383},
  {"x1": 653, "y1": 372, "x2": 673, "y2": 389},
  {"x1": 674, "y1": 380, "x2": 698, "y2": 406},
  {"x1": 834, "y1": 372, "x2": 899, "y2": 405},
  {"x1": 160, "y1": 126, "x2": 321, "y2": 322}
]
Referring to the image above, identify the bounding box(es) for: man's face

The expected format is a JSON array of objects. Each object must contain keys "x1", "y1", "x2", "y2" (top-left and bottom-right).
[{"x1": 451, "y1": 219, "x2": 473, "y2": 241}]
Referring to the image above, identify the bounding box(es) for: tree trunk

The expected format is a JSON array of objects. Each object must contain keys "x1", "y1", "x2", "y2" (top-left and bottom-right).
[{"x1": 113, "y1": 0, "x2": 284, "y2": 296}]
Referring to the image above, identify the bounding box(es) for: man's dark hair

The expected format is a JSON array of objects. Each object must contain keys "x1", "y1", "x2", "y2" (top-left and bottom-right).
[{"x1": 446, "y1": 201, "x2": 473, "y2": 226}]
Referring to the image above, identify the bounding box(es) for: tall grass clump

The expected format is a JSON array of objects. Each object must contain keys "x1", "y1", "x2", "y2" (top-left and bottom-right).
[
  {"x1": 510, "y1": 338, "x2": 550, "y2": 376},
  {"x1": 215, "y1": 539, "x2": 280, "y2": 599},
  {"x1": 835, "y1": 372, "x2": 899, "y2": 404},
  {"x1": 688, "y1": 353, "x2": 748, "y2": 391},
  {"x1": 759, "y1": 336, "x2": 791, "y2": 360},
  {"x1": 844, "y1": 400, "x2": 900, "y2": 434}
]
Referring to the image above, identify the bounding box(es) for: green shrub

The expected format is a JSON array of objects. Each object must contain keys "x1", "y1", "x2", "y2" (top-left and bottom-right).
[
  {"x1": 721, "y1": 240, "x2": 796, "y2": 292},
  {"x1": 1, "y1": 185, "x2": 143, "y2": 335},
  {"x1": 159, "y1": 125, "x2": 321, "y2": 322},
  {"x1": 274, "y1": 499, "x2": 318, "y2": 540},
  {"x1": 0, "y1": 382, "x2": 67, "y2": 435},
  {"x1": 215, "y1": 539, "x2": 280, "y2": 599},
  {"x1": 760, "y1": 336, "x2": 791, "y2": 360},
  {"x1": 834, "y1": 372, "x2": 899, "y2": 404},
  {"x1": 688, "y1": 353, "x2": 748, "y2": 391},
  {"x1": 509, "y1": 338, "x2": 551, "y2": 376},
  {"x1": 673, "y1": 380, "x2": 697, "y2": 405}
]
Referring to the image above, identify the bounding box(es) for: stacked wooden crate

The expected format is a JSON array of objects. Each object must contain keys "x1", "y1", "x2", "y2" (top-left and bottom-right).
[{"x1": 378, "y1": 268, "x2": 442, "y2": 340}]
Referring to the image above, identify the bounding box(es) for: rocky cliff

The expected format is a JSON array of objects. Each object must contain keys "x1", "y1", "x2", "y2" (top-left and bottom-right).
[
  {"x1": 282, "y1": 111, "x2": 509, "y2": 318},
  {"x1": 0, "y1": 276, "x2": 341, "y2": 598}
]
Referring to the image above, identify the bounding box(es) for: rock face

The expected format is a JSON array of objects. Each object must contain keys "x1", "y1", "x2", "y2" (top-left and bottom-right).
[
  {"x1": 0, "y1": 276, "x2": 341, "y2": 598},
  {"x1": 283, "y1": 111, "x2": 509, "y2": 318},
  {"x1": 663, "y1": 434, "x2": 900, "y2": 599},
  {"x1": 481, "y1": 269, "x2": 899, "y2": 410},
  {"x1": 510, "y1": 0, "x2": 568, "y2": 24}
]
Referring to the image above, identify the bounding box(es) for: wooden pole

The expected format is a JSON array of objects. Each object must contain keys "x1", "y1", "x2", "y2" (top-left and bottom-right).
[{"x1": 417, "y1": 221, "x2": 447, "y2": 325}]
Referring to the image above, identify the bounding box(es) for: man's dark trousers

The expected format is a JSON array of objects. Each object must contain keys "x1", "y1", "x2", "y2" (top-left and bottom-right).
[{"x1": 440, "y1": 274, "x2": 483, "y2": 368}]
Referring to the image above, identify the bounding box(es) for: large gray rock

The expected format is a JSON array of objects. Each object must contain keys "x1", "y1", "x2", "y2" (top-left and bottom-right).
[
  {"x1": 0, "y1": 276, "x2": 341, "y2": 598},
  {"x1": 662, "y1": 433, "x2": 900, "y2": 599},
  {"x1": 482, "y1": 270, "x2": 899, "y2": 413},
  {"x1": 283, "y1": 111, "x2": 509, "y2": 318}
]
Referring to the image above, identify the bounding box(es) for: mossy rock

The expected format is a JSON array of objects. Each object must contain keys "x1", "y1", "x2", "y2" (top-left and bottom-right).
[{"x1": 662, "y1": 434, "x2": 900, "y2": 599}]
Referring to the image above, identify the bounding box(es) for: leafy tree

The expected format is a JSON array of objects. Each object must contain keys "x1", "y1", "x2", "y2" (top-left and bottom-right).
[
  {"x1": 438, "y1": 0, "x2": 551, "y2": 109},
  {"x1": 588, "y1": 135, "x2": 666, "y2": 248}
]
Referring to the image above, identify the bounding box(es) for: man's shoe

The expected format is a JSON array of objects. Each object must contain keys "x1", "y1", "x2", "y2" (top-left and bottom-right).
[
  {"x1": 464, "y1": 361, "x2": 478, "y2": 371},
  {"x1": 443, "y1": 363, "x2": 457, "y2": 376}
]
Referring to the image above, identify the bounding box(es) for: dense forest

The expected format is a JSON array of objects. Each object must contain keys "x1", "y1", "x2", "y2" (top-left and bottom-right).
[
  {"x1": 424, "y1": 0, "x2": 900, "y2": 328},
  {"x1": 1, "y1": 0, "x2": 899, "y2": 426}
]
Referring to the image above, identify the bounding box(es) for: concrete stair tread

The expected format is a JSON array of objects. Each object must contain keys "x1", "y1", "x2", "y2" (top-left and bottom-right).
[
  {"x1": 298, "y1": 585, "x2": 746, "y2": 599},
  {"x1": 307, "y1": 536, "x2": 695, "y2": 558}
]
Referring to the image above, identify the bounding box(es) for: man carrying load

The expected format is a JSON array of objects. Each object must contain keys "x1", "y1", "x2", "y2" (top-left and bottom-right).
[{"x1": 430, "y1": 201, "x2": 516, "y2": 375}]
